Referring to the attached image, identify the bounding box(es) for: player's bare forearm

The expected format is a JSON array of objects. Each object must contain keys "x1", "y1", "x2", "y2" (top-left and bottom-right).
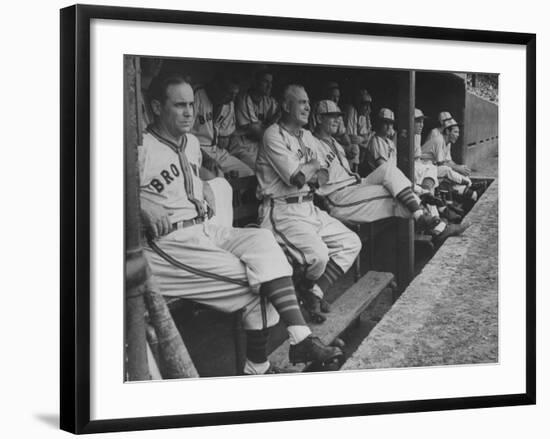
[
  {"x1": 140, "y1": 198, "x2": 171, "y2": 239},
  {"x1": 301, "y1": 159, "x2": 321, "y2": 182},
  {"x1": 445, "y1": 161, "x2": 471, "y2": 176},
  {"x1": 202, "y1": 180, "x2": 216, "y2": 218}
]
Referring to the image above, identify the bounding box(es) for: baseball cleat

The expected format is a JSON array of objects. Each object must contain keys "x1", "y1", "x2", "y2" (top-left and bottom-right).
[
  {"x1": 299, "y1": 288, "x2": 327, "y2": 324},
  {"x1": 415, "y1": 212, "x2": 440, "y2": 233},
  {"x1": 433, "y1": 222, "x2": 471, "y2": 246},
  {"x1": 441, "y1": 207, "x2": 462, "y2": 224},
  {"x1": 289, "y1": 335, "x2": 343, "y2": 365},
  {"x1": 319, "y1": 298, "x2": 331, "y2": 313},
  {"x1": 331, "y1": 337, "x2": 346, "y2": 349},
  {"x1": 470, "y1": 180, "x2": 488, "y2": 193},
  {"x1": 420, "y1": 193, "x2": 445, "y2": 207}
]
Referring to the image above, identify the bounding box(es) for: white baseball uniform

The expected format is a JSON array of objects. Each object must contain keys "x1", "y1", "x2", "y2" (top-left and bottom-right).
[
  {"x1": 344, "y1": 105, "x2": 373, "y2": 166},
  {"x1": 414, "y1": 133, "x2": 439, "y2": 189},
  {"x1": 309, "y1": 101, "x2": 347, "y2": 135},
  {"x1": 426, "y1": 127, "x2": 443, "y2": 142},
  {"x1": 366, "y1": 134, "x2": 397, "y2": 169},
  {"x1": 230, "y1": 91, "x2": 279, "y2": 169},
  {"x1": 139, "y1": 128, "x2": 293, "y2": 330},
  {"x1": 421, "y1": 134, "x2": 471, "y2": 185},
  {"x1": 313, "y1": 135, "x2": 412, "y2": 223},
  {"x1": 192, "y1": 87, "x2": 254, "y2": 177},
  {"x1": 256, "y1": 123, "x2": 361, "y2": 282}
]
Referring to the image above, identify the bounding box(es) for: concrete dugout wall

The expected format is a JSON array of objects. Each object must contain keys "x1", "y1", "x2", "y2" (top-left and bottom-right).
[{"x1": 463, "y1": 92, "x2": 499, "y2": 170}]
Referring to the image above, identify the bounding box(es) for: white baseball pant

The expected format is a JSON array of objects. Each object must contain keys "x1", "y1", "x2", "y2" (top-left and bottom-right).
[
  {"x1": 259, "y1": 201, "x2": 361, "y2": 281},
  {"x1": 144, "y1": 224, "x2": 292, "y2": 330}
]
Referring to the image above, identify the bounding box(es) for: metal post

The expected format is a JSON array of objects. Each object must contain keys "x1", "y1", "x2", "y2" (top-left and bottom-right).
[
  {"x1": 124, "y1": 55, "x2": 149, "y2": 381},
  {"x1": 395, "y1": 70, "x2": 416, "y2": 292}
]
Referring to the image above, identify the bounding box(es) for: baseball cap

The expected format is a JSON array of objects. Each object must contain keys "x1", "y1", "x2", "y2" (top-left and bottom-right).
[
  {"x1": 441, "y1": 118, "x2": 459, "y2": 129},
  {"x1": 378, "y1": 108, "x2": 395, "y2": 122},
  {"x1": 437, "y1": 111, "x2": 453, "y2": 125},
  {"x1": 414, "y1": 108, "x2": 428, "y2": 120},
  {"x1": 316, "y1": 100, "x2": 344, "y2": 116}
]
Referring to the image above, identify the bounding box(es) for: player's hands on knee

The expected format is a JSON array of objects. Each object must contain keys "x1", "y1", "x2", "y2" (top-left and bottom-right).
[
  {"x1": 457, "y1": 164, "x2": 471, "y2": 176},
  {"x1": 344, "y1": 144, "x2": 359, "y2": 160},
  {"x1": 202, "y1": 181, "x2": 216, "y2": 219},
  {"x1": 140, "y1": 199, "x2": 171, "y2": 239}
]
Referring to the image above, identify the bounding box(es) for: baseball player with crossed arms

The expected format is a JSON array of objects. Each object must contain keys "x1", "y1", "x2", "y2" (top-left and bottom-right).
[
  {"x1": 191, "y1": 77, "x2": 254, "y2": 178},
  {"x1": 311, "y1": 100, "x2": 463, "y2": 237},
  {"x1": 256, "y1": 84, "x2": 362, "y2": 323},
  {"x1": 228, "y1": 68, "x2": 280, "y2": 170},
  {"x1": 344, "y1": 88, "x2": 374, "y2": 174},
  {"x1": 139, "y1": 74, "x2": 342, "y2": 375}
]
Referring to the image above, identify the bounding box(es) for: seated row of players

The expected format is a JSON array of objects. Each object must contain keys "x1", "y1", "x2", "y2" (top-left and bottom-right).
[
  {"x1": 257, "y1": 85, "x2": 469, "y2": 320},
  {"x1": 137, "y1": 73, "x2": 474, "y2": 375}
]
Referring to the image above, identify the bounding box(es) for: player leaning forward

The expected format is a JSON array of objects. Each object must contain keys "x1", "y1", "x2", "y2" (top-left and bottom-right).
[
  {"x1": 256, "y1": 84, "x2": 362, "y2": 322},
  {"x1": 138, "y1": 74, "x2": 342, "y2": 375}
]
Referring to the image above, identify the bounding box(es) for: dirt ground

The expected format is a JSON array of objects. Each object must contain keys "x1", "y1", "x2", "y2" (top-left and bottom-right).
[{"x1": 343, "y1": 159, "x2": 499, "y2": 370}]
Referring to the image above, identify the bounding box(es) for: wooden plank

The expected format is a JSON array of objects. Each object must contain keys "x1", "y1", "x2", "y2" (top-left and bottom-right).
[{"x1": 269, "y1": 271, "x2": 394, "y2": 373}]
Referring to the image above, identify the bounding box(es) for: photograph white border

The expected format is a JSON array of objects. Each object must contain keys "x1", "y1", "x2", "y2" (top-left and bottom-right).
[{"x1": 90, "y1": 18, "x2": 526, "y2": 421}]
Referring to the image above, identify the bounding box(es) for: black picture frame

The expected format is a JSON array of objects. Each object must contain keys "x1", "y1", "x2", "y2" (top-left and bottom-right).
[{"x1": 60, "y1": 4, "x2": 536, "y2": 434}]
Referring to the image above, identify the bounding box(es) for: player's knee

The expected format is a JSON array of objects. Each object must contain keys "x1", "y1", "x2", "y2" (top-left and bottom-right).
[
  {"x1": 242, "y1": 300, "x2": 280, "y2": 330},
  {"x1": 345, "y1": 231, "x2": 362, "y2": 259},
  {"x1": 308, "y1": 245, "x2": 330, "y2": 279}
]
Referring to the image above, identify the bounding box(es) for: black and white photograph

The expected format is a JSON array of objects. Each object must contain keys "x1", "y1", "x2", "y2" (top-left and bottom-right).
[
  {"x1": 124, "y1": 55, "x2": 499, "y2": 380},
  {"x1": 55, "y1": 3, "x2": 536, "y2": 434}
]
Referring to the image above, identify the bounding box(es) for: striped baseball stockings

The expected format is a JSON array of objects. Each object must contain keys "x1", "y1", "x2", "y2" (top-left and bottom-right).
[
  {"x1": 260, "y1": 277, "x2": 307, "y2": 327},
  {"x1": 396, "y1": 186, "x2": 421, "y2": 213},
  {"x1": 316, "y1": 259, "x2": 344, "y2": 295}
]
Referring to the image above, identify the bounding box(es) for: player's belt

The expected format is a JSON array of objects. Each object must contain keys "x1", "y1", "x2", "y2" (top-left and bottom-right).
[
  {"x1": 283, "y1": 193, "x2": 314, "y2": 204},
  {"x1": 171, "y1": 216, "x2": 205, "y2": 231}
]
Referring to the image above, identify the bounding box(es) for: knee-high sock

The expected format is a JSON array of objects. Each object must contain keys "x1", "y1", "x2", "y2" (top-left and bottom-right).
[
  {"x1": 316, "y1": 259, "x2": 344, "y2": 296},
  {"x1": 260, "y1": 277, "x2": 306, "y2": 327},
  {"x1": 396, "y1": 186, "x2": 421, "y2": 214},
  {"x1": 245, "y1": 329, "x2": 268, "y2": 364}
]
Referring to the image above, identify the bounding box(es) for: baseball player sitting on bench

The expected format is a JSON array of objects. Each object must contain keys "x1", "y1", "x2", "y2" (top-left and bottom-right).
[
  {"x1": 256, "y1": 84, "x2": 362, "y2": 324},
  {"x1": 421, "y1": 116, "x2": 480, "y2": 202},
  {"x1": 412, "y1": 108, "x2": 438, "y2": 194},
  {"x1": 228, "y1": 67, "x2": 280, "y2": 170},
  {"x1": 139, "y1": 74, "x2": 342, "y2": 375},
  {"x1": 344, "y1": 88, "x2": 374, "y2": 174},
  {"x1": 309, "y1": 81, "x2": 356, "y2": 165},
  {"x1": 426, "y1": 111, "x2": 452, "y2": 142},
  {"x1": 191, "y1": 77, "x2": 254, "y2": 178},
  {"x1": 311, "y1": 100, "x2": 451, "y2": 232}
]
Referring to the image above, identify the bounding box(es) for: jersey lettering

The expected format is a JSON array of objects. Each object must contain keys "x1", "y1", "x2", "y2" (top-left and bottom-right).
[
  {"x1": 170, "y1": 164, "x2": 180, "y2": 177},
  {"x1": 325, "y1": 152, "x2": 336, "y2": 168},
  {"x1": 160, "y1": 170, "x2": 174, "y2": 185},
  {"x1": 149, "y1": 162, "x2": 186, "y2": 194},
  {"x1": 150, "y1": 179, "x2": 164, "y2": 193},
  {"x1": 198, "y1": 112, "x2": 213, "y2": 125}
]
